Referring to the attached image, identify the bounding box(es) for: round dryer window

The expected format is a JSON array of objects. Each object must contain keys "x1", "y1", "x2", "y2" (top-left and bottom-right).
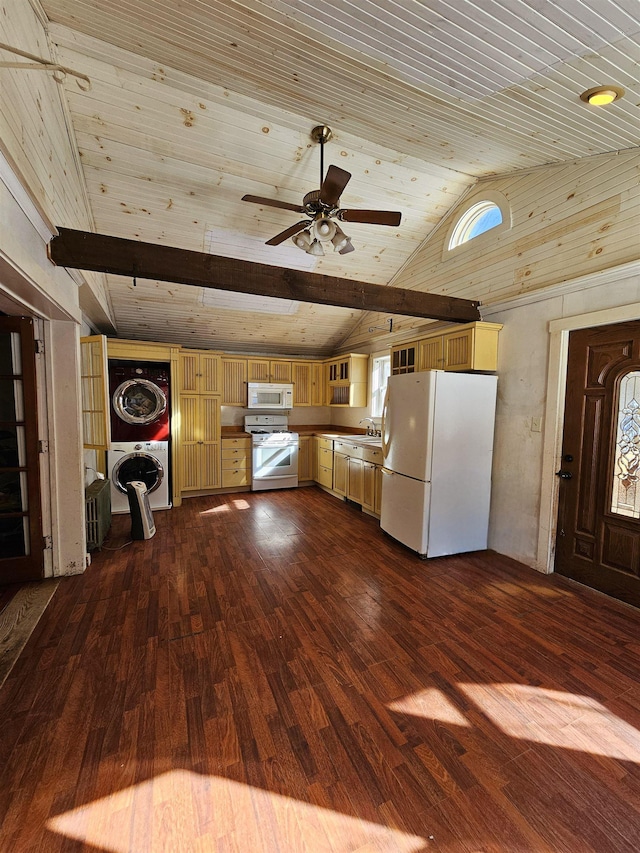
[
  {"x1": 112, "y1": 452, "x2": 164, "y2": 495},
  {"x1": 112, "y1": 379, "x2": 167, "y2": 425}
]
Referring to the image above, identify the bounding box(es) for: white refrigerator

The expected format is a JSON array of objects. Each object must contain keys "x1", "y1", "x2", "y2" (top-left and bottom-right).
[{"x1": 380, "y1": 370, "x2": 498, "y2": 558}]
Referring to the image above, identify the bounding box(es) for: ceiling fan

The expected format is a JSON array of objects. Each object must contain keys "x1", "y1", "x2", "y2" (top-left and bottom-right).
[{"x1": 242, "y1": 125, "x2": 402, "y2": 256}]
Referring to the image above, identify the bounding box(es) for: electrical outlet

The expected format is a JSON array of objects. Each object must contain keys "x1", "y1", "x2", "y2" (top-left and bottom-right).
[{"x1": 531, "y1": 417, "x2": 542, "y2": 433}]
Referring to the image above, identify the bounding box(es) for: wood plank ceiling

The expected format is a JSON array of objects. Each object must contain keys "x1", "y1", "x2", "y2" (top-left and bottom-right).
[{"x1": 39, "y1": 0, "x2": 640, "y2": 355}]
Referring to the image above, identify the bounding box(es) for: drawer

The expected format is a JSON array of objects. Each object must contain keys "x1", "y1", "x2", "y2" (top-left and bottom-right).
[
  {"x1": 221, "y1": 456, "x2": 250, "y2": 470},
  {"x1": 317, "y1": 465, "x2": 333, "y2": 489},
  {"x1": 222, "y1": 437, "x2": 251, "y2": 448},
  {"x1": 222, "y1": 469, "x2": 250, "y2": 487},
  {"x1": 318, "y1": 447, "x2": 334, "y2": 469},
  {"x1": 362, "y1": 447, "x2": 383, "y2": 464},
  {"x1": 222, "y1": 448, "x2": 251, "y2": 464},
  {"x1": 316, "y1": 437, "x2": 334, "y2": 451},
  {"x1": 334, "y1": 441, "x2": 363, "y2": 459}
]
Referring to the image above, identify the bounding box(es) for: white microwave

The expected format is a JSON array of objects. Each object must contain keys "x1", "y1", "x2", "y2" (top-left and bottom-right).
[{"x1": 247, "y1": 382, "x2": 294, "y2": 410}]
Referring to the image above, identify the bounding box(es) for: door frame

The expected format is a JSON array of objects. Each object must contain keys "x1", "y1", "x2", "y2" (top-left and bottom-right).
[{"x1": 538, "y1": 298, "x2": 640, "y2": 574}]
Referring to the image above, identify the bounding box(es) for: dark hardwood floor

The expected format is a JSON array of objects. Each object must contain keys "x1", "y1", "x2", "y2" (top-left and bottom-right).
[{"x1": 1, "y1": 486, "x2": 640, "y2": 852}]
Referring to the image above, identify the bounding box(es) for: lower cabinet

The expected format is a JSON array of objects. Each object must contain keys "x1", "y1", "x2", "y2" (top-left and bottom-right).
[
  {"x1": 315, "y1": 436, "x2": 334, "y2": 489},
  {"x1": 362, "y1": 460, "x2": 383, "y2": 514},
  {"x1": 221, "y1": 437, "x2": 252, "y2": 488},
  {"x1": 346, "y1": 456, "x2": 364, "y2": 503},
  {"x1": 298, "y1": 435, "x2": 313, "y2": 481},
  {"x1": 178, "y1": 394, "x2": 221, "y2": 492},
  {"x1": 332, "y1": 449, "x2": 348, "y2": 496},
  {"x1": 329, "y1": 439, "x2": 383, "y2": 514}
]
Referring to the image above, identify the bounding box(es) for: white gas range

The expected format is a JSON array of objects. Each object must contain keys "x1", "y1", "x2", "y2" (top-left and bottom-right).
[{"x1": 244, "y1": 415, "x2": 299, "y2": 491}]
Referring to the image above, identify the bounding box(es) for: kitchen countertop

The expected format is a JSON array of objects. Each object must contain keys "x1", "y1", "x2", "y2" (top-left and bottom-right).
[{"x1": 220, "y1": 425, "x2": 372, "y2": 439}]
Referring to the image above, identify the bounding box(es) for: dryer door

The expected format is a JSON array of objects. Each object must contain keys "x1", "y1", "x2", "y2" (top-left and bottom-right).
[
  {"x1": 112, "y1": 452, "x2": 164, "y2": 494},
  {"x1": 112, "y1": 379, "x2": 167, "y2": 425}
]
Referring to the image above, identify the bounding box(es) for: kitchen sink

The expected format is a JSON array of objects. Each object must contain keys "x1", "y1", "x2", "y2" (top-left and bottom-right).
[{"x1": 349, "y1": 436, "x2": 382, "y2": 445}]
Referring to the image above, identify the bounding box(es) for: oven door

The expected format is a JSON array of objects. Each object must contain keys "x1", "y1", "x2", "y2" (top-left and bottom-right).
[{"x1": 252, "y1": 440, "x2": 298, "y2": 490}]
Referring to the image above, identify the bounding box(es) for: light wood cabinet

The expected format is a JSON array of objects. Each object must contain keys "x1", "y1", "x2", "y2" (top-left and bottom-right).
[
  {"x1": 222, "y1": 357, "x2": 248, "y2": 406},
  {"x1": 106, "y1": 338, "x2": 176, "y2": 361},
  {"x1": 325, "y1": 354, "x2": 369, "y2": 407},
  {"x1": 332, "y1": 449, "x2": 348, "y2": 495},
  {"x1": 179, "y1": 350, "x2": 221, "y2": 394},
  {"x1": 391, "y1": 340, "x2": 419, "y2": 376},
  {"x1": 270, "y1": 360, "x2": 292, "y2": 382},
  {"x1": 418, "y1": 336, "x2": 443, "y2": 370},
  {"x1": 333, "y1": 439, "x2": 365, "y2": 502},
  {"x1": 362, "y1": 461, "x2": 377, "y2": 512},
  {"x1": 178, "y1": 394, "x2": 221, "y2": 491},
  {"x1": 311, "y1": 362, "x2": 325, "y2": 406},
  {"x1": 298, "y1": 435, "x2": 313, "y2": 481},
  {"x1": 292, "y1": 361, "x2": 325, "y2": 406},
  {"x1": 315, "y1": 436, "x2": 334, "y2": 489},
  {"x1": 362, "y1": 446, "x2": 384, "y2": 514},
  {"x1": 346, "y1": 457, "x2": 364, "y2": 503},
  {"x1": 417, "y1": 321, "x2": 502, "y2": 372},
  {"x1": 247, "y1": 358, "x2": 292, "y2": 383},
  {"x1": 374, "y1": 465, "x2": 383, "y2": 515},
  {"x1": 221, "y1": 436, "x2": 251, "y2": 488}
]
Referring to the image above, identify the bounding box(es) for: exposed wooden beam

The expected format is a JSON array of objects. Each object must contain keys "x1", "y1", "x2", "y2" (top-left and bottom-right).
[{"x1": 48, "y1": 228, "x2": 481, "y2": 323}]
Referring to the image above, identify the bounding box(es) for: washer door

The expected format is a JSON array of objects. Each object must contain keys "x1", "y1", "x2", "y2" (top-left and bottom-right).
[
  {"x1": 112, "y1": 453, "x2": 164, "y2": 494},
  {"x1": 112, "y1": 379, "x2": 167, "y2": 425}
]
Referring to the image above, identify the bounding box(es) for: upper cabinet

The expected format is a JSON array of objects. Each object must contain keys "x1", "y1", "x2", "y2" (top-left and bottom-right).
[
  {"x1": 292, "y1": 361, "x2": 324, "y2": 406},
  {"x1": 221, "y1": 357, "x2": 248, "y2": 406},
  {"x1": 324, "y1": 354, "x2": 369, "y2": 407},
  {"x1": 179, "y1": 350, "x2": 222, "y2": 394},
  {"x1": 247, "y1": 358, "x2": 292, "y2": 383},
  {"x1": 390, "y1": 322, "x2": 502, "y2": 375},
  {"x1": 390, "y1": 340, "x2": 418, "y2": 375}
]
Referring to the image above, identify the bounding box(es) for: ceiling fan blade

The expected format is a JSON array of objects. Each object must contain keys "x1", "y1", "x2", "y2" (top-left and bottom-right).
[
  {"x1": 242, "y1": 194, "x2": 305, "y2": 213},
  {"x1": 265, "y1": 220, "x2": 310, "y2": 246},
  {"x1": 339, "y1": 209, "x2": 402, "y2": 226},
  {"x1": 319, "y1": 165, "x2": 351, "y2": 207}
]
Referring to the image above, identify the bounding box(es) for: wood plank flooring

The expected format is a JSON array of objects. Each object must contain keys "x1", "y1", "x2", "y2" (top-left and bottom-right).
[{"x1": 1, "y1": 486, "x2": 640, "y2": 852}]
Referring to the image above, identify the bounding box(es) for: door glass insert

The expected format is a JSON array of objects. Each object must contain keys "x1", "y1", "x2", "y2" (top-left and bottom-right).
[
  {"x1": 611, "y1": 370, "x2": 640, "y2": 518},
  {"x1": 113, "y1": 454, "x2": 162, "y2": 494},
  {"x1": 112, "y1": 379, "x2": 166, "y2": 424},
  {"x1": 0, "y1": 331, "x2": 29, "y2": 557}
]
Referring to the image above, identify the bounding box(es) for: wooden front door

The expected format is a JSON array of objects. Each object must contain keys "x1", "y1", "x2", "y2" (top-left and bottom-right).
[
  {"x1": 0, "y1": 316, "x2": 44, "y2": 582},
  {"x1": 555, "y1": 320, "x2": 640, "y2": 607}
]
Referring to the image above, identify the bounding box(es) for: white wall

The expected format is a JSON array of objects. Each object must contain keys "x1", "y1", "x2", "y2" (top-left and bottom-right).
[{"x1": 484, "y1": 263, "x2": 640, "y2": 571}]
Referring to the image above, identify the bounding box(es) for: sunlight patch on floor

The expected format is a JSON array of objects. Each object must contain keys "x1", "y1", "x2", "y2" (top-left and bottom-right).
[
  {"x1": 387, "y1": 682, "x2": 640, "y2": 762},
  {"x1": 47, "y1": 770, "x2": 428, "y2": 852},
  {"x1": 387, "y1": 688, "x2": 470, "y2": 727},
  {"x1": 199, "y1": 498, "x2": 251, "y2": 516},
  {"x1": 460, "y1": 683, "x2": 640, "y2": 761}
]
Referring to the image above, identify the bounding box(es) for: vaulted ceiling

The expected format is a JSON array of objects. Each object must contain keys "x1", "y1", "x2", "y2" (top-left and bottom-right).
[{"x1": 40, "y1": 0, "x2": 640, "y2": 354}]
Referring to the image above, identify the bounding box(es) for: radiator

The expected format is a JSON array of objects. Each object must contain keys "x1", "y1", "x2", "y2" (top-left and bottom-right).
[{"x1": 85, "y1": 478, "x2": 112, "y2": 551}]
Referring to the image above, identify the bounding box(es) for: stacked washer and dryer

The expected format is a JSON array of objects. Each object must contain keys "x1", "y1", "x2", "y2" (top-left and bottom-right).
[{"x1": 106, "y1": 361, "x2": 172, "y2": 514}]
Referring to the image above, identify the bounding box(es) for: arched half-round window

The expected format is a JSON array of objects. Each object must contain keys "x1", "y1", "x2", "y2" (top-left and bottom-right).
[{"x1": 449, "y1": 200, "x2": 503, "y2": 249}]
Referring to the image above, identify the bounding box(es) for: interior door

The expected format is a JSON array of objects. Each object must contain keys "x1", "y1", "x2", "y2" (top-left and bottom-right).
[
  {"x1": 0, "y1": 316, "x2": 44, "y2": 582},
  {"x1": 555, "y1": 320, "x2": 640, "y2": 607}
]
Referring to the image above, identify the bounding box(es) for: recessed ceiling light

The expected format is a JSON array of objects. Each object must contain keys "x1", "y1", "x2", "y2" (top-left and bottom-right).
[{"x1": 580, "y1": 85, "x2": 624, "y2": 106}]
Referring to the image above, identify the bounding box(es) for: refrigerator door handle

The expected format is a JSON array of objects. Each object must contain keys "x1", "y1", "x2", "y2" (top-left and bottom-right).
[
  {"x1": 381, "y1": 385, "x2": 390, "y2": 457},
  {"x1": 381, "y1": 467, "x2": 394, "y2": 476}
]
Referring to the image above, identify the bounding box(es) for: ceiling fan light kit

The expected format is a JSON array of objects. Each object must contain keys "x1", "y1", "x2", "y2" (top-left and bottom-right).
[{"x1": 242, "y1": 125, "x2": 402, "y2": 255}]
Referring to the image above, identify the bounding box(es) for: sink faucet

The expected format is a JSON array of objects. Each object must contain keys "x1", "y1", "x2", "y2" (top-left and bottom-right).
[{"x1": 359, "y1": 417, "x2": 378, "y2": 436}]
